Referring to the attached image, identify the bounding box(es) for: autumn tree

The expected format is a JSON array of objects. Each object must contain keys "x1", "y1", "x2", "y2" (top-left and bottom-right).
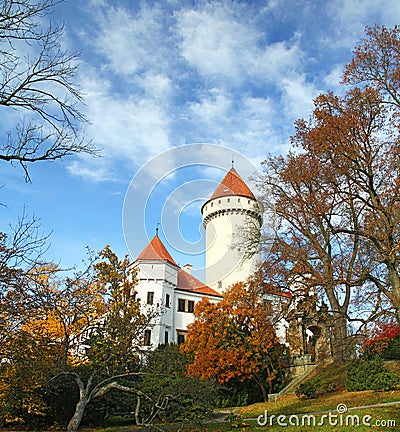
[
  {"x1": 0, "y1": 243, "x2": 168, "y2": 432},
  {"x1": 0, "y1": 251, "x2": 107, "y2": 427},
  {"x1": 255, "y1": 25, "x2": 400, "y2": 365},
  {"x1": 49, "y1": 246, "x2": 158, "y2": 432},
  {"x1": 0, "y1": 0, "x2": 97, "y2": 181},
  {"x1": 183, "y1": 280, "x2": 284, "y2": 401},
  {"x1": 343, "y1": 25, "x2": 400, "y2": 108},
  {"x1": 294, "y1": 87, "x2": 399, "y2": 319},
  {"x1": 0, "y1": 305, "x2": 64, "y2": 426},
  {"x1": 260, "y1": 90, "x2": 385, "y2": 362},
  {"x1": 362, "y1": 321, "x2": 400, "y2": 359},
  {"x1": 0, "y1": 212, "x2": 50, "y2": 361},
  {"x1": 340, "y1": 25, "x2": 400, "y2": 321}
]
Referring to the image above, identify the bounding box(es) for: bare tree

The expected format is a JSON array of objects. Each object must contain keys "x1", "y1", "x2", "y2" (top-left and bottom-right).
[{"x1": 0, "y1": 0, "x2": 97, "y2": 181}]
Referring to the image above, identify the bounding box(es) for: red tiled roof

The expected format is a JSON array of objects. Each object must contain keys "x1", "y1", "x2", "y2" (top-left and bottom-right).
[
  {"x1": 209, "y1": 167, "x2": 256, "y2": 201},
  {"x1": 177, "y1": 269, "x2": 222, "y2": 297},
  {"x1": 136, "y1": 235, "x2": 179, "y2": 267}
]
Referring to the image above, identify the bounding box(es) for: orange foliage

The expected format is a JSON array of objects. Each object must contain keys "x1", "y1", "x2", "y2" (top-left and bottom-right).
[{"x1": 182, "y1": 281, "x2": 279, "y2": 385}]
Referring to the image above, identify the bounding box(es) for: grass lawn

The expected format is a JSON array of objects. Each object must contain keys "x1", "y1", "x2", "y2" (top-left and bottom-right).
[
  {"x1": 76, "y1": 389, "x2": 400, "y2": 432},
  {"x1": 235, "y1": 389, "x2": 400, "y2": 431},
  {"x1": 4, "y1": 361, "x2": 400, "y2": 432}
]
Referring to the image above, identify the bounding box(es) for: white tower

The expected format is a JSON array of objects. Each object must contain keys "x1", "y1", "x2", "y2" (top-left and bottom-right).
[
  {"x1": 201, "y1": 167, "x2": 262, "y2": 293},
  {"x1": 133, "y1": 234, "x2": 179, "y2": 347}
]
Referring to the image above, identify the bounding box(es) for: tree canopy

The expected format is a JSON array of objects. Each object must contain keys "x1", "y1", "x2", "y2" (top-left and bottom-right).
[
  {"x1": 183, "y1": 280, "x2": 286, "y2": 401},
  {"x1": 257, "y1": 25, "x2": 400, "y2": 362}
]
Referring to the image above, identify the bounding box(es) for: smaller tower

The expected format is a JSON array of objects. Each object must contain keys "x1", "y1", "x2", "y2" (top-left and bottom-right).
[
  {"x1": 201, "y1": 167, "x2": 262, "y2": 293},
  {"x1": 133, "y1": 234, "x2": 179, "y2": 347}
]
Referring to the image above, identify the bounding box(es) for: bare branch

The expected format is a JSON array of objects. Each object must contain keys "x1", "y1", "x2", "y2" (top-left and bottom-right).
[{"x1": 0, "y1": 0, "x2": 99, "y2": 181}]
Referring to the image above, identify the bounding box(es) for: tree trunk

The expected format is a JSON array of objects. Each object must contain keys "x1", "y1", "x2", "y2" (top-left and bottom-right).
[
  {"x1": 252, "y1": 372, "x2": 268, "y2": 401},
  {"x1": 387, "y1": 261, "x2": 400, "y2": 324},
  {"x1": 67, "y1": 375, "x2": 93, "y2": 432},
  {"x1": 331, "y1": 312, "x2": 348, "y2": 363}
]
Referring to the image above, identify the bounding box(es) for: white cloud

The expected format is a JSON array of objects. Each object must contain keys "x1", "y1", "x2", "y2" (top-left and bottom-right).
[
  {"x1": 254, "y1": 36, "x2": 304, "y2": 82},
  {"x1": 176, "y1": 2, "x2": 304, "y2": 85},
  {"x1": 137, "y1": 73, "x2": 173, "y2": 100},
  {"x1": 67, "y1": 159, "x2": 113, "y2": 182},
  {"x1": 280, "y1": 75, "x2": 320, "y2": 122},
  {"x1": 324, "y1": 0, "x2": 400, "y2": 52},
  {"x1": 323, "y1": 64, "x2": 345, "y2": 90},
  {"x1": 176, "y1": 3, "x2": 258, "y2": 82},
  {"x1": 188, "y1": 88, "x2": 232, "y2": 127},
  {"x1": 328, "y1": 0, "x2": 400, "y2": 28},
  {"x1": 79, "y1": 68, "x2": 172, "y2": 166},
  {"x1": 89, "y1": 3, "x2": 168, "y2": 77},
  {"x1": 64, "y1": 0, "x2": 398, "y2": 184}
]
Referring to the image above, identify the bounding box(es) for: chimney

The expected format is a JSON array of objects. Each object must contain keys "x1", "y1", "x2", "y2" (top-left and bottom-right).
[{"x1": 183, "y1": 263, "x2": 193, "y2": 274}]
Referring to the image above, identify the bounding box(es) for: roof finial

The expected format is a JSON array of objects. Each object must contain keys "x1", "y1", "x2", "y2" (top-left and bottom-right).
[
  {"x1": 155, "y1": 222, "x2": 160, "y2": 237},
  {"x1": 231, "y1": 152, "x2": 235, "y2": 169}
]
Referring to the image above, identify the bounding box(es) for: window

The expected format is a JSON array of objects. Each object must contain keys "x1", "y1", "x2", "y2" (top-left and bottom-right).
[
  {"x1": 165, "y1": 293, "x2": 170, "y2": 308},
  {"x1": 144, "y1": 329, "x2": 151, "y2": 346},
  {"x1": 165, "y1": 331, "x2": 169, "y2": 345},
  {"x1": 177, "y1": 299, "x2": 195, "y2": 313},
  {"x1": 177, "y1": 331, "x2": 186, "y2": 345},
  {"x1": 178, "y1": 298, "x2": 185, "y2": 312},
  {"x1": 147, "y1": 291, "x2": 154, "y2": 305}
]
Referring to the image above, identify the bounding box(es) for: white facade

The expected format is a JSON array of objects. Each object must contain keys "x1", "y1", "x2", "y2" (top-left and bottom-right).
[
  {"x1": 133, "y1": 259, "x2": 178, "y2": 347},
  {"x1": 202, "y1": 194, "x2": 262, "y2": 293},
  {"x1": 133, "y1": 251, "x2": 221, "y2": 348}
]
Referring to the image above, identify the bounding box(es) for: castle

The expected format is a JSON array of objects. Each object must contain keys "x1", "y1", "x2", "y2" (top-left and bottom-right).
[{"x1": 132, "y1": 167, "x2": 332, "y2": 363}]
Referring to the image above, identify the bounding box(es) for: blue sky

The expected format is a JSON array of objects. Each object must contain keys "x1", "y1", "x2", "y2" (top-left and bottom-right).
[{"x1": 1, "y1": 0, "x2": 399, "y2": 279}]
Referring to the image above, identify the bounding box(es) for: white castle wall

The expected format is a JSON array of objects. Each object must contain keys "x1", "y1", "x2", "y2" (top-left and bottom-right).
[
  {"x1": 134, "y1": 260, "x2": 177, "y2": 347},
  {"x1": 202, "y1": 195, "x2": 262, "y2": 293},
  {"x1": 134, "y1": 259, "x2": 221, "y2": 347}
]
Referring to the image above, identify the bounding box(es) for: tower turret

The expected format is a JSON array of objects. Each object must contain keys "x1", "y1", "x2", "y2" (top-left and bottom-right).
[{"x1": 201, "y1": 167, "x2": 262, "y2": 293}]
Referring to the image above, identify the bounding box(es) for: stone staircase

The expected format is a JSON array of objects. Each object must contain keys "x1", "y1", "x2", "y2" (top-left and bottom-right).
[
  {"x1": 268, "y1": 357, "x2": 334, "y2": 402},
  {"x1": 268, "y1": 363, "x2": 318, "y2": 402}
]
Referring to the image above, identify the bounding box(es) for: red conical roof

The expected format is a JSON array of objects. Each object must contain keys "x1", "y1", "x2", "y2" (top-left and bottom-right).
[
  {"x1": 136, "y1": 235, "x2": 179, "y2": 267},
  {"x1": 177, "y1": 269, "x2": 222, "y2": 297},
  {"x1": 209, "y1": 167, "x2": 256, "y2": 201}
]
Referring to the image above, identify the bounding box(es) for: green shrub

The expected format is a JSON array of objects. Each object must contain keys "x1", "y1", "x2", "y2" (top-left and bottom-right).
[
  {"x1": 295, "y1": 375, "x2": 339, "y2": 399},
  {"x1": 370, "y1": 372, "x2": 400, "y2": 392},
  {"x1": 321, "y1": 381, "x2": 339, "y2": 393},
  {"x1": 296, "y1": 381, "x2": 318, "y2": 399},
  {"x1": 346, "y1": 356, "x2": 400, "y2": 392},
  {"x1": 140, "y1": 344, "x2": 218, "y2": 422},
  {"x1": 346, "y1": 356, "x2": 384, "y2": 391},
  {"x1": 383, "y1": 337, "x2": 400, "y2": 360}
]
